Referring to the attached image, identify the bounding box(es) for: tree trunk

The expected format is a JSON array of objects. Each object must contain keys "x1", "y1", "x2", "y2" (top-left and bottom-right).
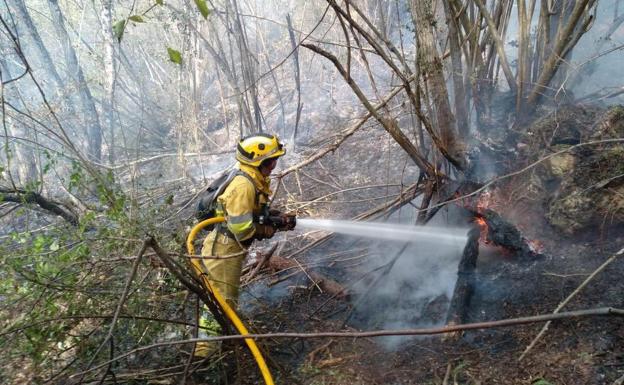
[
  {"x1": 442, "y1": 0, "x2": 469, "y2": 139},
  {"x1": 48, "y1": 0, "x2": 103, "y2": 162},
  {"x1": 99, "y1": 0, "x2": 116, "y2": 164},
  {"x1": 410, "y1": 0, "x2": 463, "y2": 167}
]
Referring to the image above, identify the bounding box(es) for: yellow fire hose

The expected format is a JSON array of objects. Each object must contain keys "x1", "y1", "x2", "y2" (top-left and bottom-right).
[{"x1": 186, "y1": 216, "x2": 275, "y2": 385}]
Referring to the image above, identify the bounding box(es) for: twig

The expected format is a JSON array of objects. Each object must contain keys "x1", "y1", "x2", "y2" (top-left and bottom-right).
[
  {"x1": 519, "y1": 246, "x2": 624, "y2": 360},
  {"x1": 244, "y1": 242, "x2": 279, "y2": 283},
  {"x1": 77, "y1": 239, "x2": 149, "y2": 384},
  {"x1": 70, "y1": 307, "x2": 624, "y2": 378},
  {"x1": 442, "y1": 363, "x2": 452, "y2": 385},
  {"x1": 0, "y1": 314, "x2": 206, "y2": 338},
  {"x1": 293, "y1": 257, "x2": 323, "y2": 293}
]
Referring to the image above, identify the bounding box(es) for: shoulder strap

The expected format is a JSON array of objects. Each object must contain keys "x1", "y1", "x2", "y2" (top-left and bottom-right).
[{"x1": 235, "y1": 171, "x2": 263, "y2": 205}]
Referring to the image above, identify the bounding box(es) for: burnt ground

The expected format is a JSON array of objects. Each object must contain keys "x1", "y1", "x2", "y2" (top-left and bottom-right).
[
  {"x1": 200, "y1": 204, "x2": 624, "y2": 385},
  {"x1": 184, "y1": 105, "x2": 624, "y2": 385}
]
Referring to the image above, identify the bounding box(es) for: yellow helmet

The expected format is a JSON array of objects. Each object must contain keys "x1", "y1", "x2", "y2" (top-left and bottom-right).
[{"x1": 236, "y1": 133, "x2": 286, "y2": 167}]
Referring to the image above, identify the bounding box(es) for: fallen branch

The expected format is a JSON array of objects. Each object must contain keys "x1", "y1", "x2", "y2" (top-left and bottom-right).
[
  {"x1": 147, "y1": 237, "x2": 231, "y2": 334},
  {"x1": 0, "y1": 187, "x2": 79, "y2": 225},
  {"x1": 71, "y1": 306, "x2": 624, "y2": 378},
  {"x1": 519, "y1": 246, "x2": 624, "y2": 360},
  {"x1": 268, "y1": 256, "x2": 348, "y2": 299},
  {"x1": 243, "y1": 242, "x2": 279, "y2": 283}
]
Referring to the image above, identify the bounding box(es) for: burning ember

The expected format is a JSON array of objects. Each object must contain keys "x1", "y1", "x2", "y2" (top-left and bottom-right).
[
  {"x1": 474, "y1": 216, "x2": 491, "y2": 244},
  {"x1": 527, "y1": 239, "x2": 545, "y2": 254}
]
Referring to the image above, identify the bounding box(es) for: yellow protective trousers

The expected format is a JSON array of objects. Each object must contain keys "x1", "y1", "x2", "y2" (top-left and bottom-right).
[
  {"x1": 192, "y1": 230, "x2": 246, "y2": 357},
  {"x1": 198, "y1": 230, "x2": 246, "y2": 307}
]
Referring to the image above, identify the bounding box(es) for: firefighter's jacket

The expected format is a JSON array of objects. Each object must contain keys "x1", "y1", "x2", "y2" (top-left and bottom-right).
[{"x1": 215, "y1": 163, "x2": 271, "y2": 242}]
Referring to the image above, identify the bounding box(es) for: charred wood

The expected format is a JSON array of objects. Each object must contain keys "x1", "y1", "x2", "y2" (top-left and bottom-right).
[
  {"x1": 446, "y1": 226, "x2": 480, "y2": 326},
  {"x1": 473, "y1": 208, "x2": 543, "y2": 259},
  {"x1": 268, "y1": 256, "x2": 349, "y2": 299}
]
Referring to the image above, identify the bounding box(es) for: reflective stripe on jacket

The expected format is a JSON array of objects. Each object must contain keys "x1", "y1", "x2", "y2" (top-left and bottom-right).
[{"x1": 215, "y1": 163, "x2": 271, "y2": 241}]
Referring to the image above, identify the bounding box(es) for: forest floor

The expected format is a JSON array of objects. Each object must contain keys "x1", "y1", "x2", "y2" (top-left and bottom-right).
[
  {"x1": 221, "y1": 209, "x2": 623, "y2": 385},
  {"x1": 203, "y1": 106, "x2": 624, "y2": 385}
]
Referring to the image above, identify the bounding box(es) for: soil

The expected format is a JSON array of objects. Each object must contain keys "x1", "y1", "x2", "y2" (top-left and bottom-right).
[
  {"x1": 224, "y1": 215, "x2": 624, "y2": 385},
  {"x1": 187, "y1": 105, "x2": 624, "y2": 385}
]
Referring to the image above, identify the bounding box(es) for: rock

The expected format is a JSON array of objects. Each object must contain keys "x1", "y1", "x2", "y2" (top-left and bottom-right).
[{"x1": 517, "y1": 105, "x2": 624, "y2": 234}]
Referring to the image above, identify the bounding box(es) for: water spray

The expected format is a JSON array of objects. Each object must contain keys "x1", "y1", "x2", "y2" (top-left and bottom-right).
[{"x1": 297, "y1": 218, "x2": 468, "y2": 245}]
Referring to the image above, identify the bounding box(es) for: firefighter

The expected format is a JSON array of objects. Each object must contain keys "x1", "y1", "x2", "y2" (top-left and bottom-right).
[{"x1": 195, "y1": 133, "x2": 295, "y2": 357}]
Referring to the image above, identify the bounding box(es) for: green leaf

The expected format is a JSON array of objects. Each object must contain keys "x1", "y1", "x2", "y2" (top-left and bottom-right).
[
  {"x1": 167, "y1": 47, "x2": 182, "y2": 64},
  {"x1": 128, "y1": 15, "x2": 144, "y2": 22},
  {"x1": 156, "y1": 0, "x2": 163, "y2": 4},
  {"x1": 49, "y1": 240, "x2": 60, "y2": 252},
  {"x1": 113, "y1": 19, "x2": 126, "y2": 42},
  {"x1": 194, "y1": 0, "x2": 210, "y2": 18}
]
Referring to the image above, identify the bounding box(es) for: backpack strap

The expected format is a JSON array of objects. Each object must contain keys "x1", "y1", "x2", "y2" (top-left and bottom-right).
[{"x1": 235, "y1": 170, "x2": 264, "y2": 206}]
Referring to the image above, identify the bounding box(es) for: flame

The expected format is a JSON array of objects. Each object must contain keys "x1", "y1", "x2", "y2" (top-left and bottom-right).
[
  {"x1": 528, "y1": 239, "x2": 544, "y2": 254},
  {"x1": 474, "y1": 216, "x2": 490, "y2": 244}
]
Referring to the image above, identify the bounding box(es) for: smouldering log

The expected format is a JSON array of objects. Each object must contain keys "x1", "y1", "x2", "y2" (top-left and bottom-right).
[
  {"x1": 446, "y1": 227, "x2": 480, "y2": 326},
  {"x1": 473, "y1": 208, "x2": 543, "y2": 259}
]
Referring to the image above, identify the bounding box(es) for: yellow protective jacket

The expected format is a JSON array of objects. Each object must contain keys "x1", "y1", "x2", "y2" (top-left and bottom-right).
[{"x1": 215, "y1": 163, "x2": 271, "y2": 242}]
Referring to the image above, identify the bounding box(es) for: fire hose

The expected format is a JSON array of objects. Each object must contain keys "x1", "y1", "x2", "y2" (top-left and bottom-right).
[{"x1": 186, "y1": 216, "x2": 275, "y2": 385}]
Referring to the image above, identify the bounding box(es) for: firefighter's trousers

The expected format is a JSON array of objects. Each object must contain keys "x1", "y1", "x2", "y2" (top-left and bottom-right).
[{"x1": 192, "y1": 230, "x2": 246, "y2": 357}]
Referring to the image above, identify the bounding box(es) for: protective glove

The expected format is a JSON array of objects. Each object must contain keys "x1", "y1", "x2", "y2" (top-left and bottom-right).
[
  {"x1": 268, "y1": 209, "x2": 296, "y2": 231},
  {"x1": 254, "y1": 223, "x2": 276, "y2": 240}
]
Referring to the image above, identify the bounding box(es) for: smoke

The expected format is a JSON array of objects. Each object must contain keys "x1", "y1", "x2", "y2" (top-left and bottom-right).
[
  {"x1": 346, "y1": 211, "x2": 468, "y2": 350},
  {"x1": 290, "y1": 203, "x2": 470, "y2": 350}
]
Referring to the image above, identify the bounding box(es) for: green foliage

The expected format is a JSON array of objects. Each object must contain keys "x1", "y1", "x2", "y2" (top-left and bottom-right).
[
  {"x1": 128, "y1": 15, "x2": 145, "y2": 22},
  {"x1": 532, "y1": 379, "x2": 555, "y2": 385},
  {"x1": 194, "y1": 0, "x2": 210, "y2": 18},
  {"x1": 0, "y1": 153, "x2": 198, "y2": 383},
  {"x1": 167, "y1": 47, "x2": 182, "y2": 64},
  {"x1": 113, "y1": 19, "x2": 126, "y2": 42},
  {"x1": 156, "y1": 0, "x2": 163, "y2": 4}
]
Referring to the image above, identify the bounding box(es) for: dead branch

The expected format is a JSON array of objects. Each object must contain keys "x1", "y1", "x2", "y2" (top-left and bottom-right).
[
  {"x1": 0, "y1": 187, "x2": 79, "y2": 225},
  {"x1": 519, "y1": 246, "x2": 624, "y2": 361},
  {"x1": 147, "y1": 237, "x2": 231, "y2": 334},
  {"x1": 244, "y1": 242, "x2": 279, "y2": 283},
  {"x1": 268, "y1": 256, "x2": 348, "y2": 299},
  {"x1": 71, "y1": 306, "x2": 624, "y2": 378},
  {"x1": 301, "y1": 42, "x2": 436, "y2": 176},
  {"x1": 276, "y1": 76, "x2": 416, "y2": 179},
  {"x1": 446, "y1": 227, "x2": 480, "y2": 327}
]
